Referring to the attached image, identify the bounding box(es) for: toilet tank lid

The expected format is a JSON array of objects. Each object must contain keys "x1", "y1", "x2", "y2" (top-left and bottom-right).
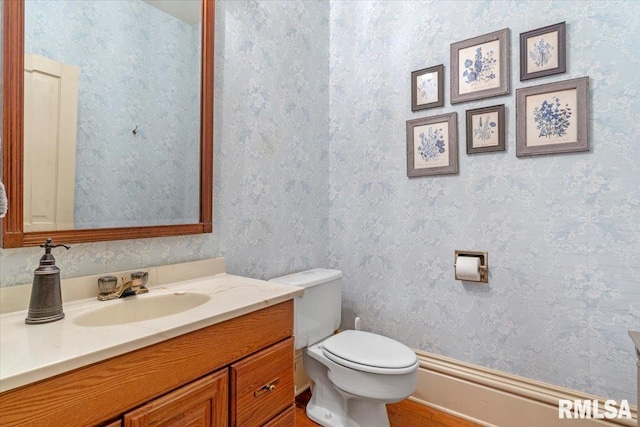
[{"x1": 269, "y1": 268, "x2": 342, "y2": 288}]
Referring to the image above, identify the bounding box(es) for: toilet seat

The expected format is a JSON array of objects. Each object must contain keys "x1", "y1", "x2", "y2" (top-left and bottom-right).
[{"x1": 322, "y1": 330, "x2": 418, "y2": 375}]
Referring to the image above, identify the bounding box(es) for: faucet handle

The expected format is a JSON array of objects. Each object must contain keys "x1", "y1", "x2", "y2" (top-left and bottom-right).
[
  {"x1": 98, "y1": 276, "x2": 118, "y2": 294},
  {"x1": 131, "y1": 271, "x2": 148, "y2": 287}
]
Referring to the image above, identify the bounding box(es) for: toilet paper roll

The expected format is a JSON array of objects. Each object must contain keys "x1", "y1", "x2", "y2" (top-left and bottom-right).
[{"x1": 456, "y1": 256, "x2": 481, "y2": 281}]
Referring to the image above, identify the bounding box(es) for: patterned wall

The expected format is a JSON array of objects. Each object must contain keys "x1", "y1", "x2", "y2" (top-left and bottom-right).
[
  {"x1": 328, "y1": 0, "x2": 639, "y2": 405},
  {"x1": 25, "y1": 0, "x2": 201, "y2": 228},
  {"x1": 1, "y1": 0, "x2": 330, "y2": 290},
  {"x1": 1, "y1": 0, "x2": 638, "y2": 408}
]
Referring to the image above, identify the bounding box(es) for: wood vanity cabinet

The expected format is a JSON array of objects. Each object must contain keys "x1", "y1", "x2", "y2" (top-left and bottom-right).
[
  {"x1": 0, "y1": 300, "x2": 295, "y2": 427},
  {"x1": 123, "y1": 370, "x2": 229, "y2": 427}
]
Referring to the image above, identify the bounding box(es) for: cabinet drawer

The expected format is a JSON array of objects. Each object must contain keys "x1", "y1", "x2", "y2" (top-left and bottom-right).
[
  {"x1": 231, "y1": 338, "x2": 294, "y2": 427},
  {"x1": 262, "y1": 405, "x2": 295, "y2": 427}
]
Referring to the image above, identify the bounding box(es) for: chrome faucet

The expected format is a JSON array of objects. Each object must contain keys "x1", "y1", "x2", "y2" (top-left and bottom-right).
[{"x1": 97, "y1": 273, "x2": 149, "y2": 301}]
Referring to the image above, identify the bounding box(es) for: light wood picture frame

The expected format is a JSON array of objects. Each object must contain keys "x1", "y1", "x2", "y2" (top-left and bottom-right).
[
  {"x1": 450, "y1": 28, "x2": 510, "y2": 104},
  {"x1": 406, "y1": 112, "x2": 458, "y2": 177},
  {"x1": 516, "y1": 77, "x2": 589, "y2": 157}
]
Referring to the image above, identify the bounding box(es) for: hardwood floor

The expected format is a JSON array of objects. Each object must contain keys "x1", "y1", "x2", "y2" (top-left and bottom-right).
[
  {"x1": 387, "y1": 399, "x2": 481, "y2": 427},
  {"x1": 295, "y1": 389, "x2": 481, "y2": 427}
]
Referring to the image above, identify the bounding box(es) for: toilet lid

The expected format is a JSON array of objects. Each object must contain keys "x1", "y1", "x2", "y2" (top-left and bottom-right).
[{"x1": 322, "y1": 330, "x2": 418, "y2": 375}]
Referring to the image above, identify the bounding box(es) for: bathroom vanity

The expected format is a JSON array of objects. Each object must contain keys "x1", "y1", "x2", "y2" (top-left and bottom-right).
[{"x1": 0, "y1": 260, "x2": 303, "y2": 426}]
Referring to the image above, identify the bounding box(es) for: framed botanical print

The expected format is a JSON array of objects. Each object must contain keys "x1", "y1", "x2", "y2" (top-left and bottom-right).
[
  {"x1": 466, "y1": 104, "x2": 505, "y2": 154},
  {"x1": 450, "y1": 28, "x2": 510, "y2": 104},
  {"x1": 520, "y1": 22, "x2": 566, "y2": 81},
  {"x1": 516, "y1": 77, "x2": 589, "y2": 157},
  {"x1": 406, "y1": 112, "x2": 458, "y2": 177},
  {"x1": 411, "y1": 65, "x2": 444, "y2": 111}
]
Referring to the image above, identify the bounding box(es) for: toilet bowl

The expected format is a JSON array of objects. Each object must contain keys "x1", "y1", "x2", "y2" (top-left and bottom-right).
[
  {"x1": 270, "y1": 269, "x2": 418, "y2": 427},
  {"x1": 304, "y1": 331, "x2": 419, "y2": 427}
]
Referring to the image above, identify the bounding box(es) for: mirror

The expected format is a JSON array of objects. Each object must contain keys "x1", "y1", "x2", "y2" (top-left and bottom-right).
[{"x1": 1, "y1": 0, "x2": 213, "y2": 248}]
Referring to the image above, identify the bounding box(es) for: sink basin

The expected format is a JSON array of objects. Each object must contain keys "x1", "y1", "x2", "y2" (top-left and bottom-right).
[{"x1": 74, "y1": 292, "x2": 211, "y2": 327}]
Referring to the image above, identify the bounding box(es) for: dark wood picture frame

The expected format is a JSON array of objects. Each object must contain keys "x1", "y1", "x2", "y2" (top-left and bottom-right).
[
  {"x1": 411, "y1": 65, "x2": 444, "y2": 111},
  {"x1": 406, "y1": 113, "x2": 458, "y2": 177},
  {"x1": 466, "y1": 104, "x2": 505, "y2": 154},
  {"x1": 516, "y1": 77, "x2": 589, "y2": 157},
  {"x1": 520, "y1": 22, "x2": 566, "y2": 81},
  {"x1": 450, "y1": 28, "x2": 510, "y2": 104}
]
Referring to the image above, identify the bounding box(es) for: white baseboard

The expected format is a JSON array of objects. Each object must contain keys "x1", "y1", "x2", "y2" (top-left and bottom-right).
[{"x1": 413, "y1": 350, "x2": 638, "y2": 427}]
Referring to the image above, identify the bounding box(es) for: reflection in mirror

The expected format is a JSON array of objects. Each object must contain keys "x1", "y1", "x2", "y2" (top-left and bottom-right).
[
  {"x1": 23, "y1": 0, "x2": 201, "y2": 231},
  {"x1": 0, "y1": 0, "x2": 215, "y2": 248}
]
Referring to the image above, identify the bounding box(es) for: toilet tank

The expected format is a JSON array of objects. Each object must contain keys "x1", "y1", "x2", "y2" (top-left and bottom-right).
[{"x1": 270, "y1": 268, "x2": 342, "y2": 350}]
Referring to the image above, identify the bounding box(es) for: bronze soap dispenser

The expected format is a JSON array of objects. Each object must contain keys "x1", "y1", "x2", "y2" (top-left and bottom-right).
[{"x1": 25, "y1": 238, "x2": 70, "y2": 325}]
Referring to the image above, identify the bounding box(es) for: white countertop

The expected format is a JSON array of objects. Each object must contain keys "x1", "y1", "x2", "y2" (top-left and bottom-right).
[{"x1": 0, "y1": 273, "x2": 303, "y2": 393}]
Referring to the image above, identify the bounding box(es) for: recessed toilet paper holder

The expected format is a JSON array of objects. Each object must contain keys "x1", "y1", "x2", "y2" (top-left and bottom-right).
[{"x1": 454, "y1": 250, "x2": 488, "y2": 283}]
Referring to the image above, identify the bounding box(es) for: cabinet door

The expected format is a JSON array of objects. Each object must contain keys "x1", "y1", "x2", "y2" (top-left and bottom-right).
[
  {"x1": 124, "y1": 370, "x2": 228, "y2": 427},
  {"x1": 231, "y1": 338, "x2": 294, "y2": 427}
]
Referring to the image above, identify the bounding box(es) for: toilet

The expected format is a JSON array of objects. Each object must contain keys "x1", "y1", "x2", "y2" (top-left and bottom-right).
[{"x1": 270, "y1": 269, "x2": 418, "y2": 427}]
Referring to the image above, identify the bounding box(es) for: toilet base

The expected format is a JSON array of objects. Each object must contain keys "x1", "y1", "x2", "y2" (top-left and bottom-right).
[
  {"x1": 306, "y1": 388, "x2": 391, "y2": 427},
  {"x1": 306, "y1": 399, "x2": 345, "y2": 427},
  {"x1": 303, "y1": 342, "x2": 402, "y2": 427},
  {"x1": 345, "y1": 398, "x2": 390, "y2": 427},
  {"x1": 305, "y1": 370, "x2": 347, "y2": 427}
]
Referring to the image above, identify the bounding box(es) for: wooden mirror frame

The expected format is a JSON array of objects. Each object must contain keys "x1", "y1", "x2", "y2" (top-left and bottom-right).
[{"x1": 1, "y1": 0, "x2": 214, "y2": 248}]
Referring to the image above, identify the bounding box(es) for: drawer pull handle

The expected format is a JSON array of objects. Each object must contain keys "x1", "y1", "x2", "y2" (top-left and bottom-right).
[{"x1": 254, "y1": 378, "x2": 280, "y2": 398}]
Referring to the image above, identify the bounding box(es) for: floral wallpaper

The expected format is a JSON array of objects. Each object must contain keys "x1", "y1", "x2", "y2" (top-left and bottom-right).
[
  {"x1": 25, "y1": 0, "x2": 201, "y2": 228},
  {"x1": 1, "y1": 0, "x2": 638, "y2": 409},
  {"x1": 328, "y1": 0, "x2": 639, "y2": 406},
  {"x1": 0, "y1": 0, "x2": 330, "y2": 290}
]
